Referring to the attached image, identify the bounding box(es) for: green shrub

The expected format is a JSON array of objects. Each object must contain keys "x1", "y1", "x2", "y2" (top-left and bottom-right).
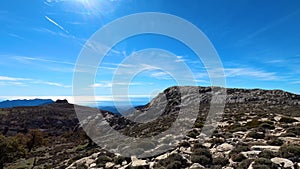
[
  {"x1": 194, "y1": 120, "x2": 204, "y2": 128},
  {"x1": 252, "y1": 158, "x2": 278, "y2": 169},
  {"x1": 229, "y1": 144, "x2": 250, "y2": 157},
  {"x1": 96, "y1": 155, "x2": 112, "y2": 167},
  {"x1": 114, "y1": 156, "x2": 129, "y2": 165},
  {"x1": 259, "y1": 123, "x2": 275, "y2": 130},
  {"x1": 279, "y1": 144, "x2": 300, "y2": 162},
  {"x1": 192, "y1": 143, "x2": 206, "y2": 151},
  {"x1": 155, "y1": 154, "x2": 187, "y2": 168},
  {"x1": 192, "y1": 148, "x2": 212, "y2": 158},
  {"x1": 209, "y1": 138, "x2": 225, "y2": 145},
  {"x1": 245, "y1": 119, "x2": 263, "y2": 129},
  {"x1": 187, "y1": 129, "x2": 199, "y2": 139},
  {"x1": 279, "y1": 117, "x2": 298, "y2": 123},
  {"x1": 166, "y1": 161, "x2": 182, "y2": 169},
  {"x1": 231, "y1": 153, "x2": 246, "y2": 162},
  {"x1": 191, "y1": 145, "x2": 212, "y2": 166},
  {"x1": 178, "y1": 141, "x2": 190, "y2": 148},
  {"x1": 238, "y1": 159, "x2": 254, "y2": 169},
  {"x1": 258, "y1": 150, "x2": 278, "y2": 159},
  {"x1": 191, "y1": 155, "x2": 211, "y2": 165},
  {"x1": 0, "y1": 134, "x2": 27, "y2": 166},
  {"x1": 76, "y1": 163, "x2": 88, "y2": 169},
  {"x1": 286, "y1": 127, "x2": 300, "y2": 136},
  {"x1": 266, "y1": 138, "x2": 284, "y2": 146},
  {"x1": 280, "y1": 132, "x2": 296, "y2": 137},
  {"x1": 247, "y1": 131, "x2": 265, "y2": 139},
  {"x1": 213, "y1": 157, "x2": 229, "y2": 166}
]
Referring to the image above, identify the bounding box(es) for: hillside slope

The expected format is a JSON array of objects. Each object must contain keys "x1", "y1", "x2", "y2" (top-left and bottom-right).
[{"x1": 1, "y1": 86, "x2": 299, "y2": 169}]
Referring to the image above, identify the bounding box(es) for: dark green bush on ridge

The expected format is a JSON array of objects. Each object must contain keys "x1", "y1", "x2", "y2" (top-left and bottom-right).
[
  {"x1": 252, "y1": 158, "x2": 278, "y2": 169},
  {"x1": 279, "y1": 117, "x2": 298, "y2": 123},
  {"x1": 279, "y1": 144, "x2": 300, "y2": 162}
]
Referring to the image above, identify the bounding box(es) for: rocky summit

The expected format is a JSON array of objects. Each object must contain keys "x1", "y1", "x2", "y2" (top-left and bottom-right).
[{"x1": 0, "y1": 86, "x2": 300, "y2": 169}]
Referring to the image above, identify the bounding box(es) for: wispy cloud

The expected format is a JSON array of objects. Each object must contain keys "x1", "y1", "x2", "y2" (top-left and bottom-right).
[
  {"x1": 15, "y1": 56, "x2": 74, "y2": 66},
  {"x1": 0, "y1": 75, "x2": 70, "y2": 88},
  {"x1": 0, "y1": 76, "x2": 30, "y2": 81},
  {"x1": 291, "y1": 80, "x2": 300, "y2": 84},
  {"x1": 0, "y1": 76, "x2": 31, "y2": 86},
  {"x1": 45, "y1": 16, "x2": 69, "y2": 34},
  {"x1": 91, "y1": 81, "x2": 144, "y2": 88},
  {"x1": 33, "y1": 81, "x2": 71, "y2": 88},
  {"x1": 225, "y1": 68, "x2": 279, "y2": 80},
  {"x1": 236, "y1": 8, "x2": 300, "y2": 45},
  {"x1": 150, "y1": 71, "x2": 172, "y2": 80},
  {"x1": 8, "y1": 33, "x2": 26, "y2": 40}
]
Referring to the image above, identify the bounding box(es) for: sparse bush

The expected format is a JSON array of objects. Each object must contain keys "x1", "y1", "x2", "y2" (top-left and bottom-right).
[
  {"x1": 231, "y1": 126, "x2": 247, "y2": 132},
  {"x1": 286, "y1": 126, "x2": 300, "y2": 136},
  {"x1": 266, "y1": 138, "x2": 284, "y2": 146},
  {"x1": 211, "y1": 165, "x2": 222, "y2": 169},
  {"x1": 258, "y1": 150, "x2": 278, "y2": 159},
  {"x1": 209, "y1": 138, "x2": 225, "y2": 145},
  {"x1": 26, "y1": 129, "x2": 45, "y2": 152},
  {"x1": 96, "y1": 155, "x2": 112, "y2": 167},
  {"x1": 252, "y1": 158, "x2": 278, "y2": 169},
  {"x1": 0, "y1": 133, "x2": 27, "y2": 167},
  {"x1": 194, "y1": 118, "x2": 204, "y2": 128},
  {"x1": 247, "y1": 131, "x2": 265, "y2": 139},
  {"x1": 155, "y1": 154, "x2": 187, "y2": 169},
  {"x1": 228, "y1": 123, "x2": 243, "y2": 132},
  {"x1": 280, "y1": 132, "x2": 296, "y2": 137},
  {"x1": 76, "y1": 163, "x2": 88, "y2": 169},
  {"x1": 178, "y1": 141, "x2": 190, "y2": 148},
  {"x1": 192, "y1": 147, "x2": 212, "y2": 158},
  {"x1": 191, "y1": 155, "x2": 211, "y2": 165},
  {"x1": 166, "y1": 161, "x2": 182, "y2": 169},
  {"x1": 187, "y1": 129, "x2": 199, "y2": 139},
  {"x1": 191, "y1": 145, "x2": 212, "y2": 166},
  {"x1": 279, "y1": 117, "x2": 298, "y2": 123},
  {"x1": 192, "y1": 143, "x2": 206, "y2": 151},
  {"x1": 238, "y1": 159, "x2": 254, "y2": 169},
  {"x1": 231, "y1": 153, "x2": 246, "y2": 162},
  {"x1": 213, "y1": 157, "x2": 229, "y2": 166},
  {"x1": 259, "y1": 123, "x2": 275, "y2": 130},
  {"x1": 229, "y1": 144, "x2": 250, "y2": 157},
  {"x1": 279, "y1": 144, "x2": 300, "y2": 162},
  {"x1": 245, "y1": 119, "x2": 263, "y2": 129},
  {"x1": 114, "y1": 156, "x2": 127, "y2": 165}
]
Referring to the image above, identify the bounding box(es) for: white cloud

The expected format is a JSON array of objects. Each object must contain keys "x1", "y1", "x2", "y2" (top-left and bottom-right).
[
  {"x1": 0, "y1": 76, "x2": 30, "y2": 81},
  {"x1": 91, "y1": 82, "x2": 144, "y2": 88},
  {"x1": 150, "y1": 71, "x2": 172, "y2": 80},
  {"x1": 175, "y1": 55, "x2": 186, "y2": 62},
  {"x1": 225, "y1": 68, "x2": 279, "y2": 80},
  {"x1": 45, "y1": 16, "x2": 69, "y2": 34},
  {"x1": 33, "y1": 81, "x2": 71, "y2": 88},
  {"x1": 0, "y1": 75, "x2": 70, "y2": 88}
]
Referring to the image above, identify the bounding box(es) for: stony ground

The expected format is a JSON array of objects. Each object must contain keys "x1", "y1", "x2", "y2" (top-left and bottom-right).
[{"x1": 1, "y1": 86, "x2": 300, "y2": 169}]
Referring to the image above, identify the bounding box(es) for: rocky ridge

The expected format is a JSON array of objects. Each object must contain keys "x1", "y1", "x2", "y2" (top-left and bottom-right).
[{"x1": 1, "y1": 86, "x2": 300, "y2": 169}]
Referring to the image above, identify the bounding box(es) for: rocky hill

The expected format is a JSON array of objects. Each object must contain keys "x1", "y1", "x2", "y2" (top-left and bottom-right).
[{"x1": 1, "y1": 86, "x2": 300, "y2": 169}]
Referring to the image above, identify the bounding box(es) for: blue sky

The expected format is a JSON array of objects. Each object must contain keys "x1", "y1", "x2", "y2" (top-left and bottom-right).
[{"x1": 0, "y1": 0, "x2": 300, "y2": 103}]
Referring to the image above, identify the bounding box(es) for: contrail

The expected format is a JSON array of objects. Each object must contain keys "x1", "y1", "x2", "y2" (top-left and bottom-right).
[{"x1": 45, "y1": 16, "x2": 69, "y2": 34}]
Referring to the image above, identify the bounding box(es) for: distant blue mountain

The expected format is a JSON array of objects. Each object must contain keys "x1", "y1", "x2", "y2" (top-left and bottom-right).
[
  {"x1": 99, "y1": 106, "x2": 129, "y2": 115},
  {"x1": 0, "y1": 99, "x2": 54, "y2": 108},
  {"x1": 99, "y1": 104, "x2": 146, "y2": 115}
]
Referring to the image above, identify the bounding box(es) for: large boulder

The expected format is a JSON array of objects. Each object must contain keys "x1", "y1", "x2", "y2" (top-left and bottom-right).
[{"x1": 271, "y1": 157, "x2": 294, "y2": 169}]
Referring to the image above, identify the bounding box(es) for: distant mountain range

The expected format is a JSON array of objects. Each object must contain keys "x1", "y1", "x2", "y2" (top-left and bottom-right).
[{"x1": 0, "y1": 99, "x2": 54, "y2": 108}]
